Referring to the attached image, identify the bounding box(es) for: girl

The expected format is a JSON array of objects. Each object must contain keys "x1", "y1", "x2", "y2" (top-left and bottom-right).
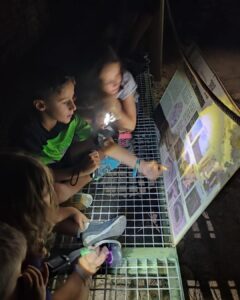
[
  {"x1": 0, "y1": 152, "x2": 109, "y2": 300},
  {"x1": 99, "y1": 46, "x2": 137, "y2": 133},
  {"x1": 75, "y1": 80, "x2": 166, "y2": 181},
  {"x1": 82, "y1": 45, "x2": 137, "y2": 145}
]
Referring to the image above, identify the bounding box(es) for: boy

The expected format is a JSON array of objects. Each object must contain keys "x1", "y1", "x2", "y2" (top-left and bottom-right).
[
  {"x1": 11, "y1": 67, "x2": 165, "y2": 204},
  {"x1": 10, "y1": 69, "x2": 97, "y2": 204}
]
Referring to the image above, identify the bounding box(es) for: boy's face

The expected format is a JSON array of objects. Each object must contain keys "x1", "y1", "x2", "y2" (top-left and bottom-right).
[
  {"x1": 100, "y1": 62, "x2": 122, "y2": 96},
  {"x1": 35, "y1": 80, "x2": 76, "y2": 125}
]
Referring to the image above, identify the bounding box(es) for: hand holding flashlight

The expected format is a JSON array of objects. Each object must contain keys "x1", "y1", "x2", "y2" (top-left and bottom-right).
[{"x1": 78, "y1": 246, "x2": 109, "y2": 275}]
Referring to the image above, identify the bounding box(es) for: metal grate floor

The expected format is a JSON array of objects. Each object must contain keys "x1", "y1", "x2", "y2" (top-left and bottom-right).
[
  {"x1": 55, "y1": 71, "x2": 172, "y2": 249},
  {"x1": 50, "y1": 248, "x2": 183, "y2": 300},
  {"x1": 51, "y1": 69, "x2": 184, "y2": 299}
]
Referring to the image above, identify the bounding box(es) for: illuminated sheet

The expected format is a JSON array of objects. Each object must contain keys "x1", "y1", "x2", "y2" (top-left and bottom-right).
[{"x1": 159, "y1": 48, "x2": 240, "y2": 245}]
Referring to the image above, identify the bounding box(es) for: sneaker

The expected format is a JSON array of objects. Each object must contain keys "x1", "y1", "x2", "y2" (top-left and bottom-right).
[
  {"x1": 62, "y1": 193, "x2": 93, "y2": 211},
  {"x1": 82, "y1": 215, "x2": 126, "y2": 247}
]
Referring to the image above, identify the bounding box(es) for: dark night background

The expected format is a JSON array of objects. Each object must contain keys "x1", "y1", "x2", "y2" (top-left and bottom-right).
[{"x1": 1, "y1": 1, "x2": 240, "y2": 299}]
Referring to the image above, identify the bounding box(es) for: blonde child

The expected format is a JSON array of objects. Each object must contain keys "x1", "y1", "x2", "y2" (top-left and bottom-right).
[{"x1": 0, "y1": 152, "x2": 114, "y2": 300}]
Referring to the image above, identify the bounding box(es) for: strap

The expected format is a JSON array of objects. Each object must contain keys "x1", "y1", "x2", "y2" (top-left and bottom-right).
[
  {"x1": 132, "y1": 158, "x2": 141, "y2": 177},
  {"x1": 74, "y1": 264, "x2": 91, "y2": 280}
]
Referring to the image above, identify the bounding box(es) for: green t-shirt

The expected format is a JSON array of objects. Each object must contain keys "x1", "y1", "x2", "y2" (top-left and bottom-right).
[{"x1": 13, "y1": 113, "x2": 92, "y2": 165}]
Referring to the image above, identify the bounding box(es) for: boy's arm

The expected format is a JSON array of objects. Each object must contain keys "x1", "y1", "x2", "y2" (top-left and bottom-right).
[
  {"x1": 54, "y1": 176, "x2": 91, "y2": 204},
  {"x1": 51, "y1": 165, "x2": 93, "y2": 182},
  {"x1": 51, "y1": 147, "x2": 99, "y2": 183}
]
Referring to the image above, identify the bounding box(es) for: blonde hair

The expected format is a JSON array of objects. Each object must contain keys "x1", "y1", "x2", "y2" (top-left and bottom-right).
[
  {"x1": 0, "y1": 152, "x2": 56, "y2": 257},
  {"x1": 0, "y1": 222, "x2": 26, "y2": 300}
]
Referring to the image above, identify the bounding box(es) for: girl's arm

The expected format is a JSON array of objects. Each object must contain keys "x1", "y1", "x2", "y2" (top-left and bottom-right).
[
  {"x1": 115, "y1": 95, "x2": 137, "y2": 132},
  {"x1": 101, "y1": 139, "x2": 166, "y2": 180},
  {"x1": 107, "y1": 95, "x2": 136, "y2": 132},
  {"x1": 101, "y1": 138, "x2": 137, "y2": 168}
]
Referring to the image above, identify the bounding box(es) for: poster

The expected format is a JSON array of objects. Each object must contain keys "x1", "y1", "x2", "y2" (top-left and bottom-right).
[{"x1": 158, "y1": 46, "x2": 240, "y2": 244}]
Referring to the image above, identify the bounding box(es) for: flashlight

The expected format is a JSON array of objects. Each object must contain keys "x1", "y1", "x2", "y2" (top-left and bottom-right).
[{"x1": 104, "y1": 112, "x2": 117, "y2": 127}]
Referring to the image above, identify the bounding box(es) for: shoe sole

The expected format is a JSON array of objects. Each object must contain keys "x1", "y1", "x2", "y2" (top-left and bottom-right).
[
  {"x1": 83, "y1": 215, "x2": 126, "y2": 246},
  {"x1": 69, "y1": 193, "x2": 93, "y2": 210}
]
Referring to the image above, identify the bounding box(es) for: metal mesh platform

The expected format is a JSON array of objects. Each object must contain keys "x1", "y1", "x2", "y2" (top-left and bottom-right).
[
  {"x1": 51, "y1": 69, "x2": 184, "y2": 299},
  {"x1": 55, "y1": 71, "x2": 172, "y2": 249},
  {"x1": 50, "y1": 248, "x2": 183, "y2": 300}
]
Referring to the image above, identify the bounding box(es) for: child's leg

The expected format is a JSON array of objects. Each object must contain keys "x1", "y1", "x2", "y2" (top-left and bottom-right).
[
  {"x1": 54, "y1": 175, "x2": 91, "y2": 204},
  {"x1": 54, "y1": 218, "x2": 80, "y2": 236}
]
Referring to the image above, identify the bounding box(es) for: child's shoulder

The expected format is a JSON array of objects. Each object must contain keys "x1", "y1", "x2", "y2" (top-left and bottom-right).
[
  {"x1": 122, "y1": 70, "x2": 134, "y2": 84},
  {"x1": 118, "y1": 70, "x2": 137, "y2": 100}
]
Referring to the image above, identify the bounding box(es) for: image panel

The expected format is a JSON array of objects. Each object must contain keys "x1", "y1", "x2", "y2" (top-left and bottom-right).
[
  {"x1": 168, "y1": 102, "x2": 183, "y2": 128},
  {"x1": 177, "y1": 150, "x2": 191, "y2": 177},
  {"x1": 192, "y1": 128, "x2": 209, "y2": 163},
  {"x1": 163, "y1": 156, "x2": 177, "y2": 188},
  {"x1": 186, "y1": 111, "x2": 199, "y2": 134},
  {"x1": 167, "y1": 179, "x2": 180, "y2": 205},
  {"x1": 180, "y1": 166, "x2": 197, "y2": 196},
  {"x1": 174, "y1": 138, "x2": 185, "y2": 161},
  {"x1": 162, "y1": 127, "x2": 178, "y2": 153},
  {"x1": 198, "y1": 156, "x2": 223, "y2": 196},
  {"x1": 186, "y1": 187, "x2": 201, "y2": 217},
  {"x1": 169, "y1": 197, "x2": 187, "y2": 236},
  {"x1": 188, "y1": 118, "x2": 203, "y2": 142}
]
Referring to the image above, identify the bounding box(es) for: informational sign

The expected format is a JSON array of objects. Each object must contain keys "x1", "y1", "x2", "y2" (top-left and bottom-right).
[{"x1": 158, "y1": 47, "x2": 240, "y2": 245}]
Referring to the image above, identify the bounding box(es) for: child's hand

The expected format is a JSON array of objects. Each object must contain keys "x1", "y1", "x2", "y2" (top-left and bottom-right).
[
  {"x1": 20, "y1": 263, "x2": 49, "y2": 300},
  {"x1": 78, "y1": 246, "x2": 109, "y2": 275},
  {"x1": 79, "y1": 151, "x2": 100, "y2": 176},
  {"x1": 104, "y1": 96, "x2": 122, "y2": 120},
  {"x1": 73, "y1": 209, "x2": 90, "y2": 232},
  {"x1": 139, "y1": 160, "x2": 167, "y2": 181}
]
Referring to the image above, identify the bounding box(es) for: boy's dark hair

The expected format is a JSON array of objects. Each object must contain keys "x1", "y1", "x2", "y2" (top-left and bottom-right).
[
  {"x1": 28, "y1": 66, "x2": 75, "y2": 103},
  {"x1": 0, "y1": 222, "x2": 26, "y2": 299}
]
